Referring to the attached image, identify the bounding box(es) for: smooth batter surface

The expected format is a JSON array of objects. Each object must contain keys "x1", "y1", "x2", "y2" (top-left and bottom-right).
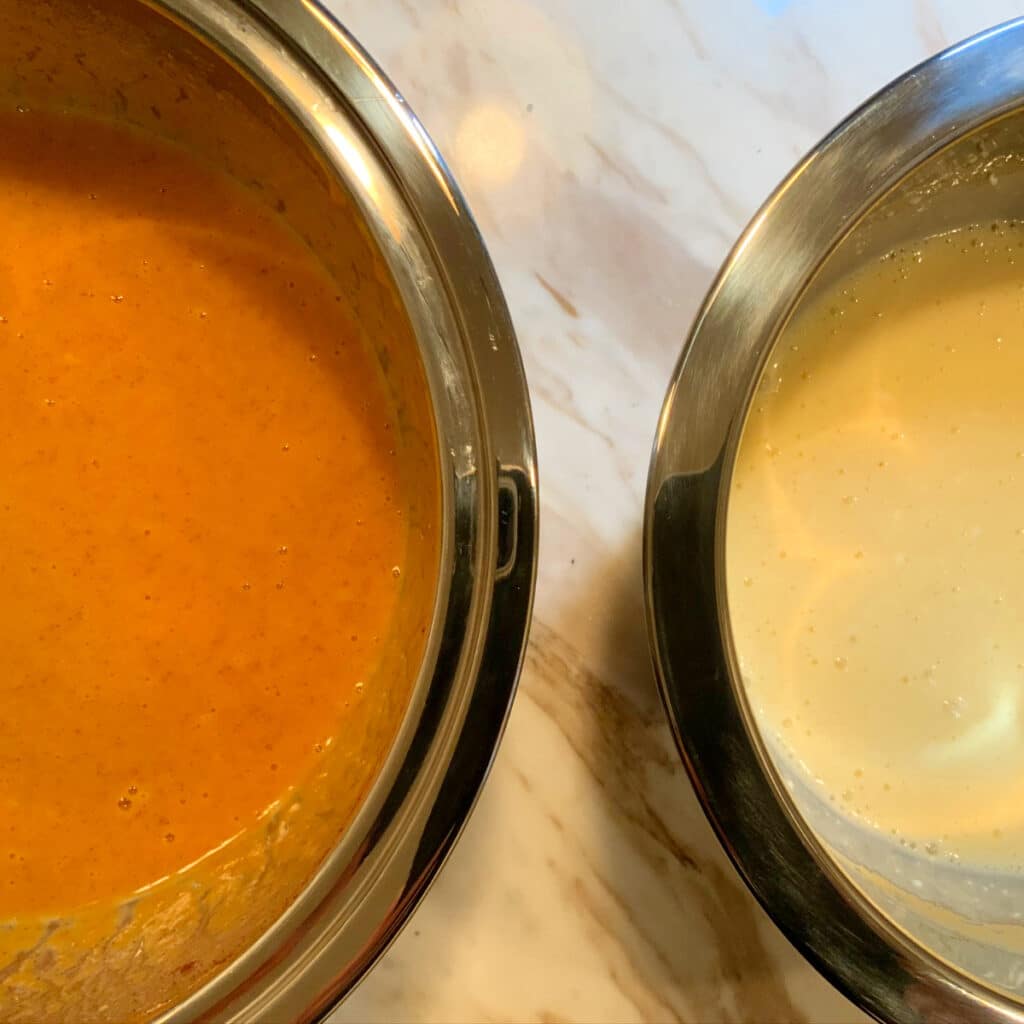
[
  {"x1": 0, "y1": 107, "x2": 408, "y2": 913},
  {"x1": 729, "y1": 224, "x2": 1024, "y2": 867}
]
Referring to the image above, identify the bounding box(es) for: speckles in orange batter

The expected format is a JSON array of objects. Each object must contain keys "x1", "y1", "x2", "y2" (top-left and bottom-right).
[{"x1": 0, "y1": 107, "x2": 408, "y2": 913}]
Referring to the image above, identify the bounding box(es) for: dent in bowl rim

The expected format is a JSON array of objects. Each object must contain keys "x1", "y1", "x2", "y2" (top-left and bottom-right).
[
  {"x1": 116, "y1": 0, "x2": 539, "y2": 1020},
  {"x1": 645, "y1": 18, "x2": 1024, "y2": 1024}
]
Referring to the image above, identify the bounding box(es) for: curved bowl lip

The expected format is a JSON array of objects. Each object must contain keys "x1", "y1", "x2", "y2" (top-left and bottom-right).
[
  {"x1": 646, "y1": 17, "x2": 1024, "y2": 1024},
  {"x1": 122, "y1": 0, "x2": 538, "y2": 1020}
]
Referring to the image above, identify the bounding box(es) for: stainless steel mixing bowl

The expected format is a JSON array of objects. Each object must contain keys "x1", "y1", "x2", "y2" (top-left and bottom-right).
[
  {"x1": 0, "y1": 0, "x2": 536, "y2": 1020},
  {"x1": 646, "y1": 18, "x2": 1024, "y2": 1024}
]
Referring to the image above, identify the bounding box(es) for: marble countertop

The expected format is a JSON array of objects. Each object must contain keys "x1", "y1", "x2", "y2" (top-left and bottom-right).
[{"x1": 327, "y1": 2, "x2": 1021, "y2": 1021}]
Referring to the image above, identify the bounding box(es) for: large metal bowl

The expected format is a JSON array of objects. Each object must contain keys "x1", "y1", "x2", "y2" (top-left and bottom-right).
[
  {"x1": 646, "y1": 18, "x2": 1024, "y2": 1024},
  {"x1": 0, "y1": 1, "x2": 536, "y2": 1020}
]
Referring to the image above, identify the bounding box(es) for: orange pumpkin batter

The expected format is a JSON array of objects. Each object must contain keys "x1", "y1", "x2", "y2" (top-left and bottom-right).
[{"x1": 0, "y1": 106, "x2": 410, "y2": 915}]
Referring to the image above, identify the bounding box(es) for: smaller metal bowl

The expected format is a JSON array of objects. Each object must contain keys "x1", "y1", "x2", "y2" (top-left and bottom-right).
[{"x1": 646, "y1": 19, "x2": 1024, "y2": 1024}]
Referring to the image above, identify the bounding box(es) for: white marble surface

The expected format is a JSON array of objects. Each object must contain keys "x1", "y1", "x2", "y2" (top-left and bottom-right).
[{"x1": 326, "y1": 2, "x2": 1023, "y2": 1021}]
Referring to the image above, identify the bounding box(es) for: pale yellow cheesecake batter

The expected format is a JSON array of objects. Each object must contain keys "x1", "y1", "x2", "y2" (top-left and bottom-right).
[{"x1": 728, "y1": 223, "x2": 1024, "y2": 867}]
